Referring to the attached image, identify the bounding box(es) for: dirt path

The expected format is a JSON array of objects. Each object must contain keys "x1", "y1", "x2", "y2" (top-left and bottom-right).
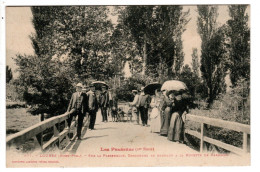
[{"x1": 61, "y1": 110, "x2": 207, "y2": 166}]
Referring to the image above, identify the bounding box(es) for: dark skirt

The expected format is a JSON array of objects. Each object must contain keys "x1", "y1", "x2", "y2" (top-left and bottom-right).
[
  {"x1": 160, "y1": 107, "x2": 172, "y2": 136},
  {"x1": 167, "y1": 111, "x2": 184, "y2": 142}
]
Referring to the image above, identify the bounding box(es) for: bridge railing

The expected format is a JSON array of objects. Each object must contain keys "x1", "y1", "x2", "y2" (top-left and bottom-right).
[
  {"x1": 185, "y1": 114, "x2": 250, "y2": 156},
  {"x1": 6, "y1": 112, "x2": 86, "y2": 152}
]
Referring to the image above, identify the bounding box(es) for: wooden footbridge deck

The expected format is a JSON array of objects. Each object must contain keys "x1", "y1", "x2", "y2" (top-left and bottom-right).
[{"x1": 6, "y1": 109, "x2": 250, "y2": 167}]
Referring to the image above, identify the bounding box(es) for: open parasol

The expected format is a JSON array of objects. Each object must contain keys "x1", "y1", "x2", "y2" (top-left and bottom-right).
[
  {"x1": 161, "y1": 80, "x2": 187, "y2": 92},
  {"x1": 91, "y1": 81, "x2": 109, "y2": 90},
  {"x1": 144, "y1": 83, "x2": 162, "y2": 95}
]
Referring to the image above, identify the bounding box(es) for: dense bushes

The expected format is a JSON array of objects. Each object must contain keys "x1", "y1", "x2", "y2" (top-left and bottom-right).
[{"x1": 187, "y1": 79, "x2": 250, "y2": 152}]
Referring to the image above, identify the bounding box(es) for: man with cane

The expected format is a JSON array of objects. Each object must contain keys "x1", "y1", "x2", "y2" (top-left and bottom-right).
[{"x1": 67, "y1": 83, "x2": 87, "y2": 140}]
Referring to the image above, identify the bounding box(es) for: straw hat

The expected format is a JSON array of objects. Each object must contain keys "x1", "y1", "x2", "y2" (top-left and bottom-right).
[{"x1": 76, "y1": 83, "x2": 83, "y2": 88}]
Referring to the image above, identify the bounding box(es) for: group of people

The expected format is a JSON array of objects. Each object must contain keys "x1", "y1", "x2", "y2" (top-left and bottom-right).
[
  {"x1": 130, "y1": 87, "x2": 190, "y2": 144},
  {"x1": 67, "y1": 82, "x2": 117, "y2": 140},
  {"x1": 66, "y1": 81, "x2": 190, "y2": 143}
]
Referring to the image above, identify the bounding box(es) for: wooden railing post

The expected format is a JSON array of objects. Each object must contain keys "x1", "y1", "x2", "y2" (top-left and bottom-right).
[
  {"x1": 54, "y1": 124, "x2": 60, "y2": 149},
  {"x1": 200, "y1": 123, "x2": 207, "y2": 153},
  {"x1": 243, "y1": 132, "x2": 249, "y2": 153},
  {"x1": 35, "y1": 132, "x2": 43, "y2": 151}
]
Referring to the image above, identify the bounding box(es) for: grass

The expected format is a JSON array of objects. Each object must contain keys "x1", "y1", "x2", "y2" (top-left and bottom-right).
[{"x1": 6, "y1": 108, "x2": 39, "y2": 136}]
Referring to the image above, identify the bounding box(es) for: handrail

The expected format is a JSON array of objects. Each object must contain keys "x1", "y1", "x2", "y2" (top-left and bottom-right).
[
  {"x1": 6, "y1": 111, "x2": 87, "y2": 152},
  {"x1": 185, "y1": 114, "x2": 250, "y2": 156}
]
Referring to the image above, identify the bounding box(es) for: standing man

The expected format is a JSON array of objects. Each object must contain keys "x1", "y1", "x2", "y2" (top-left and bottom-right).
[
  {"x1": 67, "y1": 83, "x2": 87, "y2": 140},
  {"x1": 130, "y1": 90, "x2": 140, "y2": 124},
  {"x1": 108, "y1": 89, "x2": 113, "y2": 117},
  {"x1": 82, "y1": 85, "x2": 88, "y2": 119},
  {"x1": 86, "y1": 84, "x2": 99, "y2": 130},
  {"x1": 100, "y1": 85, "x2": 109, "y2": 122},
  {"x1": 137, "y1": 87, "x2": 151, "y2": 126}
]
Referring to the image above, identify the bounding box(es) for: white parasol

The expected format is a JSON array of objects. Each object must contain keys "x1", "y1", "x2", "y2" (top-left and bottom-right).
[{"x1": 161, "y1": 80, "x2": 188, "y2": 91}]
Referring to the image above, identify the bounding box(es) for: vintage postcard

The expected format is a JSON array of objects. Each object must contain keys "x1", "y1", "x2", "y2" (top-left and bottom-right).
[{"x1": 5, "y1": 4, "x2": 251, "y2": 167}]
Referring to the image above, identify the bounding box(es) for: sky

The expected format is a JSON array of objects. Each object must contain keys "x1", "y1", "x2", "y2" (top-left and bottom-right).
[{"x1": 6, "y1": 6, "x2": 250, "y2": 78}]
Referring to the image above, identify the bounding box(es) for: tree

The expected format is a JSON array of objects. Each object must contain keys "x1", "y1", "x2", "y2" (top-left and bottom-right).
[
  {"x1": 14, "y1": 6, "x2": 114, "y2": 119},
  {"x1": 48, "y1": 6, "x2": 114, "y2": 81},
  {"x1": 179, "y1": 64, "x2": 199, "y2": 97},
  {"x1": 6, "y1": 65, "x2": 13, "y2": 83},
  {"x1": 122, "y1": 6, "x2": 154, "y2": 75},
  {"x1": 191, "y1": 48, "x2": 200, "y2": 77},
  {"x1": 197, "y1": 6, "x2": 228, "y2": 106},
  {"x1": 191, "y1": 48, "x2": 201, "y2": 96},
  {"x1": 179, "y1": 64, "x2": 193, "y2": 90},
  {"x1": 122, "y1": 6, "x2": 189, "y2": 79},
  {"x1": 227, "y1": 5, "x2": 250, "y2": 86}
]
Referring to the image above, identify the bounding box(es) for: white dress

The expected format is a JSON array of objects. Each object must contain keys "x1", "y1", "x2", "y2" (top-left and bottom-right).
[{"x1": 150, "y1": 97, "x2": 161, "y2": 133}]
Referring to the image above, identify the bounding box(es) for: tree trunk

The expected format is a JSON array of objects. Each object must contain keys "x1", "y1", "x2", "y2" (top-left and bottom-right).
[{"x1": 142, "y1": 34, "x2": 147, "y2": 75}]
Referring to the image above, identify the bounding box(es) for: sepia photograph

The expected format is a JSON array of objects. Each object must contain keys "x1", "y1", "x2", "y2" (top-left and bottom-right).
[{"x1": 5, "y1": 4, "x2": 251, "y2": 167}]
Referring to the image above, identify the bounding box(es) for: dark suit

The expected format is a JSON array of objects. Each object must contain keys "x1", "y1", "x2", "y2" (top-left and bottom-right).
[
  {"x1": 137, "y1": 93, "x2": 151, "y2": 125},
  {"x1": 67, "y1": 92, "x2": 87, "y2": 138},
  {"x1": 100, "y1": 91, "x2": 109, "y2": 122},
  {"x1": 86, "y1": 90, "x2": 99, "y2": 129}
]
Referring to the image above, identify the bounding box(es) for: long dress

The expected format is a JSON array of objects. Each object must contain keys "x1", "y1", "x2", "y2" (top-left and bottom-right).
[
  {"x1": 160, "y1": 96, "x2": 174, "y2": 136},
  {"x1": 150, "y1": 97, "x2": 161, "y2": 133},
  {"x1": 167, "y1": 98, "x2": 188, "y2": 142}
]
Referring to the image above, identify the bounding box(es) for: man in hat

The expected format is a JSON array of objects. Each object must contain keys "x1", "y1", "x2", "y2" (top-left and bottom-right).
[
  {"x1": 86, "y1": 84, "x2": 99, "y2": 130},
  {"x1": 130, "y1": 90, "x2": 140, "y2": 124},
  {"x1": 100, "y1": 85, "x2": 109, "y2": 122},
  {"x1": 67, "y1": 83, "x2": 87, "y2": 140},
  {"x1": 137, "y1": 87, "x2": 151, "y2": 126},
  {"x1": 82, "y1": 85, "x2": 89, "y2": 119},
  {"x1": 108, "y1": 88, "x2": 113, "y2": 117}
]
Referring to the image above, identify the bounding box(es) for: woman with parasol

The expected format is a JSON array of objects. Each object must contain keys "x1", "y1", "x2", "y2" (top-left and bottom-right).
[
  {"x1": 160, "y1": 80, "x2": 188, "y2": 137},
  {"x1": 144, "y1": 83, "x2": 162, "y2": 133},
  {"x1": 162, "y1": 80, "x2": 190, "y2": 143}
]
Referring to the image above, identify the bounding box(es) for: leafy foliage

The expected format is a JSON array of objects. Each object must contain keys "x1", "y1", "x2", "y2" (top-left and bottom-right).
[
  {"x1": 14, "y1": 54, "x2": 73, "y2": 115},
  {"x1": 122, "y1": 6, "x2": 190, "y2": 77},
  {"x1": 197, "y1": 6, "x2": 228, "y2": 106},
  {"x1": 14, "y1": 6, "x2": 116, "y2": 116},
  {"x1": 191, "y1": 48, "x2": 200, "y2": 78},
  {"x1": 227, "y1": 5, "x2": 250, "y2": 86},
  {"x1": 188, "y1": 78, "x2": 250, "y2": 151}
]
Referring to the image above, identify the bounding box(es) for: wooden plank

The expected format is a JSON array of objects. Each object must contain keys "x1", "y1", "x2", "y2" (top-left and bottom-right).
[
  {"x1": 186, "y1": 114, "x2": 250, "y2": 133},
  {"x1": 185, "y1": 129, "x2": 244, "y2": 155},
  {"x1": 185, "y1": 129, "x2": 200, "y2": 138},
  {"x1": 42, "y1": 136, "x2": 59, "y2": 150},
  {"x1": 203, "y1": 136, "x2": 244, "y2": 156},
  {"x1": 6, "y1": 113, "x2": 70, "y2": 146},
  {"x1": 59, "y1": 114, "x2": 69, "y2": 123},
  {"x1": 59, "y1": 129, "x2": 69, "y2": 141}
]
